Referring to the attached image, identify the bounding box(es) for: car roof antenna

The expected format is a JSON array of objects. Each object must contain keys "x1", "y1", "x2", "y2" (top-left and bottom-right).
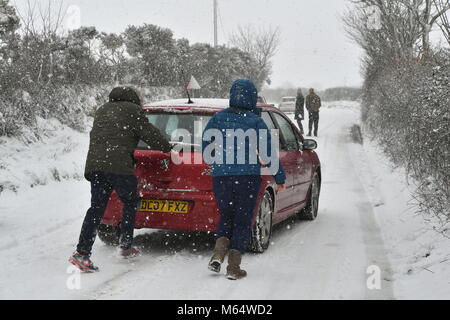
[
  {"x1": 185, "y1": 76, "x2": 201, "y2": 104},
  {"x1": 181, "y1": 69, "x2": 195, "y2": 104},
  {"x1": 187, "y1": 89, "x2": 194, "y2": 104}
]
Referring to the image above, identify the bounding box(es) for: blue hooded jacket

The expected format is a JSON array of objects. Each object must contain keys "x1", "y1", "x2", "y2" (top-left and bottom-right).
[{"x1": 202, "y1": 79, "x2": 286, "y2": 185}]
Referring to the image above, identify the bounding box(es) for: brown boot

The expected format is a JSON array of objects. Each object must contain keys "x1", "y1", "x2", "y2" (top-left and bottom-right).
[
  {"x1": 226, "y1": 249, "x2": 247, "y2": 280},
  {"x1": 208, "y1": 237, "x2": 230, "y2": 273}
]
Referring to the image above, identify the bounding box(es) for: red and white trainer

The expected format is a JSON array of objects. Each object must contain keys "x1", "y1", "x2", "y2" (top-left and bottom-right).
[{"x1": 69, "y1": 252, "x2": 100, "y2": 273}]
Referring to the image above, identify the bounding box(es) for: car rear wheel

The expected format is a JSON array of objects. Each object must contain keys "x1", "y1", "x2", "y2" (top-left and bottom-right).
[
  {"x1": 298, "y1": 173, "x2": 321, "y2": 221},
  {"x1": 98, "y1": 224, "x2": 120, "y2": 246},
  {"x1": 251, "y1": 190, "x2": 274, "y2": 253}
]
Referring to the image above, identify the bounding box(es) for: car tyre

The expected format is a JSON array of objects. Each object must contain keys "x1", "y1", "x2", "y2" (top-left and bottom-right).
[
  {"x1": 98, "y1": 224, "x2": 120, "y2": 246},
  {"x1": 298, "y1": 173, "x2": 321, "y2": 221},
  {"x1": 251, "y1": 190, "x2": 274, "y2": 253}
]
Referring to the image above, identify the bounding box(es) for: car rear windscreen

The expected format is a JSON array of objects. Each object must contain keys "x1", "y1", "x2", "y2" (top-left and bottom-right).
[{"x1": 138, "y1": 113, "x2": 212, "y2": 152}]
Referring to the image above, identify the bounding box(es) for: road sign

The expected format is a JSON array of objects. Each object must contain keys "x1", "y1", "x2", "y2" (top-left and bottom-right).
[{"x1": 186, "y1": 76, "x2": 201, "y2": 90}]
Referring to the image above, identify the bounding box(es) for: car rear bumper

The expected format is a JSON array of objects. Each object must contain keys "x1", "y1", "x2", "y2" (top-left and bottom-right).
[{"x1": 101, "y1": 190, "x2": 220, "y2": 233}]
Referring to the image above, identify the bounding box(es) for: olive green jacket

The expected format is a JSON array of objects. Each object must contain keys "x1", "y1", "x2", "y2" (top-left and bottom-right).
[
  {"x1": 84, "y1": 87, "x2": 171, "y2": 178},
  {"x1": 305, "y1": 93, "x2": 322, "y2": 113}
]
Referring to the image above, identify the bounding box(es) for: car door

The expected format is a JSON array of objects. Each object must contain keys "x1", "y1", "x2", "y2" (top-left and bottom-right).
[
  {"x1": 293, "y1": 126, "x2": 313, "y2": 202},
  {"x1": 271, "y1": 112, "x2": 309, "y2": 207},
  {"x1": 261, "y1": 111, "x2": 294, "y2": 213},
  {"x1": 269, "y1": 112, "x2": 301, "y2": 211}
]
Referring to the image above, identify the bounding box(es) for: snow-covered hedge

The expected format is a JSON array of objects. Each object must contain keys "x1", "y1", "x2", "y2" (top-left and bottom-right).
[
  {"x1": 0, "y1": 85, "x2": 179, "y2": 194},
  {"x1": 0, "y1": 86, "x2": 103, "y2": 137},
  {"x1": 0, "y1": 85, "x2": 181, "y2": 138},
  {"x1": 362, "y1": 50, "x2": 450, "y2": 233}
]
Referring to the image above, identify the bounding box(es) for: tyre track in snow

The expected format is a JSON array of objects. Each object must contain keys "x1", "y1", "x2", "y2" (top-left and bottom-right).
[
  {"x1": 257, "y1": 107, "x2": 394, "y2": 299},
  {"x1": 313, "y1": 107, "x2": 393, "y2": 299}
]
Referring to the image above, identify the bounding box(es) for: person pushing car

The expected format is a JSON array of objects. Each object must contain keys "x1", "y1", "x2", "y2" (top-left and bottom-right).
[
  {"x1": 202, "y1": 79, "x2": 286, "y2": 280},
  {"x1": 69, "y1": 87, "x2": 172, "y2": 272}
]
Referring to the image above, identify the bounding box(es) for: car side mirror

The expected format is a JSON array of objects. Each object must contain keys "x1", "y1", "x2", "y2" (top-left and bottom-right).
[{"x1": 303, "y1": 139, "x2": 317, "y2": 151}]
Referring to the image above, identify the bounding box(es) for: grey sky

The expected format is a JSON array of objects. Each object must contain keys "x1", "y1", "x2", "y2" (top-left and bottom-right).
[{"x1": 12, "y1": 0, "x2": 365, "y2": 89}]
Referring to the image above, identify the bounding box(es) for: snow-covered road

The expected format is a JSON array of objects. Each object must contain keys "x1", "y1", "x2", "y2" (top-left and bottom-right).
[{"x1": 0, "y1": 102, "x2": 396, "y2": 299}]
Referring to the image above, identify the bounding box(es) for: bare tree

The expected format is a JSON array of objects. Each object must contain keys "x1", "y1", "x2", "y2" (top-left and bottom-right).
[
  {"x1": 229, "y1": 24, "x2": 281, "y2": 88},
  {"x1": 433, "y1": 0, "x2": 450, "y2": 44},
  {"x1": 345, "y1": 0, "x2": 424, "y2": 59},
  {"x1": 397, "y1": 0, "x2": 450, "y2": 56},
  {"x1": 347, "y1": 0, "x2": 449, "y2": 58},
  {"x1": 15, "y1": 0, "x2": 65, "y2": 37},
  {"x1": 14, "y1": 0, "x2": 68, "y2": 85}
]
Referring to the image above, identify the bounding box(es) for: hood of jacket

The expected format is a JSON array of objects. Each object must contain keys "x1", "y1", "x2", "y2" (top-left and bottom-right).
[
  {"x1": 229, "y1": 79, "x2": 258, "y2": 111},
  {"x1": 109, "y1": 87, "x2": 142, "y2": 106}
]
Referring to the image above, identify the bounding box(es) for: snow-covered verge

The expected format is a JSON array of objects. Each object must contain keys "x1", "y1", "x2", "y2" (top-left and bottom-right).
[
  {"x1": 347, "y1": 126, "x2": 450, "y2": 299},
  {"x1": 322, "y1": 100, "x2": 361, "y2": 109},
  {"x1": 0, "y1": 117, "x2": 90, "y2": 194}
]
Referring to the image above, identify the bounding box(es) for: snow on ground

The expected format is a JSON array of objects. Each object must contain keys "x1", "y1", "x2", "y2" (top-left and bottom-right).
[
  {"x1": 0, "y1": 101, "x2": 448, "y2": 299},
  {"x1": 346, "y1": 129, "x2": 450, "y2": 299},
  {"x1": 0, "y1": 117, "x2": 90, "y2": 194}
]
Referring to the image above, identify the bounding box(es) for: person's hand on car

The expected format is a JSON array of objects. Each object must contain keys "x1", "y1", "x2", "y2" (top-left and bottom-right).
[{"x1": 276, "y1": 184, "x2": 287, "y2": 193}]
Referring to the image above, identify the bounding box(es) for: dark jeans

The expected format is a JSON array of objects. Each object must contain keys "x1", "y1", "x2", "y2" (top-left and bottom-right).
[
  {"x1": 212, "y1": 175, "x2": 261, "y2": 253},
  {"x1": 77, "y1": 172, "x2": 139, "y2": 255},
  {"x1": 296, "y1": 118, "x2": 304, "y2": 134},
  {"x1": 308, "y1": 112, "x2": 320, "y2": 136}
]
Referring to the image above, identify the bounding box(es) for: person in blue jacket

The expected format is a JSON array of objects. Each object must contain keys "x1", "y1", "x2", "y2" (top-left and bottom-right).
[{"x1": 202, "y1": 79, "x2": 286, "y2": 280}]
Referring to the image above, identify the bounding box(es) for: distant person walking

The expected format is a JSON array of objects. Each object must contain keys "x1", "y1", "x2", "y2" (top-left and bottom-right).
[
  {"x1": 294, "y1": 88, "x2": 305, "y2": 134},
  {"x1": 202, "y1": 79, "x2": 286, "y2": 280},
  {"x1": 69, "y1": 87, "x2": 172, "y2": 273},
  {"x1": 306, "y1": 88, "x2": 322, "y2": 137}
]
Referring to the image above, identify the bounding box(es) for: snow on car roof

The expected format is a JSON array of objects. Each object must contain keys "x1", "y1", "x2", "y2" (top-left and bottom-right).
[
  {"x1": 147, "y1": 99, "x2": 230, "y2": 109},
  {"x1": 145, "y1": 98, "x2": 277, "y2": 114}
]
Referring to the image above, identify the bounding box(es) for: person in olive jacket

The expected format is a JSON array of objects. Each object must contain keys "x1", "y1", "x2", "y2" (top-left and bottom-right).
[
  {"x1": 70, "y1": 87, "x2": 172, "y2": 272},
  {"x1": 305, "y1": 88, "x2": 322, "y2": 137}
]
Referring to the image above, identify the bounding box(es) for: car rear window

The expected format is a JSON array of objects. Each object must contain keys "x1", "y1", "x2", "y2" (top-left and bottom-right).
[{"x1": 138, "y1": 113, "x2": 212, "y2": 152}]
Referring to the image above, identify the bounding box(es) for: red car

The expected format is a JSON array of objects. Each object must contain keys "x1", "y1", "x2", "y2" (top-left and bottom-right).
[{"x1": 98, "y1": 99, "x2": 321, "y2": 253}]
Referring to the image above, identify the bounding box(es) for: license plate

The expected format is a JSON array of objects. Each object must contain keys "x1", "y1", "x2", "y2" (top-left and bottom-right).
[{"x1": 139, "y1": 199, "x2": 190, "y2": 214}]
